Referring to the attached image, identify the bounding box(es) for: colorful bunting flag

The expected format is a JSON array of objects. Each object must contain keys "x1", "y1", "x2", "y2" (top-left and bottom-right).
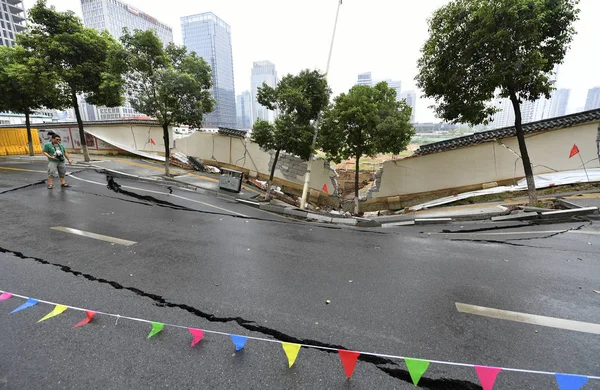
[
  {"x1": 38, "y1": 305, "x2": 68, "y2": 323},
  {"x1": 0, "y1": 292, "x2": 13, "y2": 301},
  {"x1": 188, "y1": 328, "x2": 204, "y2": 347},
  {"x1": 2, "y1": 291, "x2": 599, "y2": 388},
  {"x1": 147, "y1": 322, "x2": 164, "y2": 339},
  {"x1": 475, "y1": 366, "x2": 502, "y2": 390},
  {"x1": 10, "y1": 298, "x2": 38, "y2": 314},
  {"x1": 405, "y1": 358, "x2": 430, "y2": 386},
  {"x1": 338, "y1": 350, "x2": 360, "y2": 379},
  {"x1": 281, "y1": 342, "x2": 301, "y2": 368},
  {"x1": 555, "y1": 374, "x2": 589, "y2": 390},
  {"x1": 230, "y1": 335, "x2": 247, "y2": 351},
  {"x1": 73, "y1": 311, "x2": 96, "y2": 328},
  {"x1": 569, "y1": 144, "x2": 580, "y2": 158}
]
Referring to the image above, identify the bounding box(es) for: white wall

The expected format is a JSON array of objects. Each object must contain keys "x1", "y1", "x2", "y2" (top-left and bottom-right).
[
  {"x1": 374, "y1": 122, "x2": 600, "y2": 198},
  {"x1": 175, "y1": 132, "x2": 336, "y2": 193}
]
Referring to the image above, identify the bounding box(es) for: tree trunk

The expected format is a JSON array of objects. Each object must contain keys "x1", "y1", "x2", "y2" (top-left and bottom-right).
[
  {"x1": 71, "y1": 92, "x2": 90, "y2": 162},
  {"x1": 163, "y1": 123, "x2": 170, "y2": 177},
  {"x1": 266, "y1": 148, "x2": 280, "y2": 201},
  {"x1": 25, "y1": 111, "x2": 34, "y2": 156},
  {"x1": 509, "y1": 91, "x2": 537, "y2": 206},
  {"x1": 354, "y1": 154, "x2": 360, "y2": 215}
]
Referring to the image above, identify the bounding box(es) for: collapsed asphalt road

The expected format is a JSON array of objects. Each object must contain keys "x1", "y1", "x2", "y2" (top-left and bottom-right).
[{"x1": 0, "y1": 163, "x2": 599, "y2": 389}]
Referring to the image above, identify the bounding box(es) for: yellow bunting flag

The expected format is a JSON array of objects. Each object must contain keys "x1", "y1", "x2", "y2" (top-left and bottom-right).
[
  {"x1": 282, "y1": 342, "x2": 301, "y2": 368},
  {"x1": 38, "y1": 305, "x2": 68, "y2": 323}
]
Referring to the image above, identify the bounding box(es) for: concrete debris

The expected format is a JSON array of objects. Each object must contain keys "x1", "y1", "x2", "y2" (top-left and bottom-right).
[
  {"x1": 204, "y1": 165, "x2": 221, "y2": 174},
  {"x1": 411, "y1": 168, "x2": 600, "y2": 211}
]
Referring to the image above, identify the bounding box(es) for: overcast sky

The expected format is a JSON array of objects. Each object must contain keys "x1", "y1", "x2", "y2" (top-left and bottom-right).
[{"x1": 26, "y1": 0, "x2": 600, "y2": 123}]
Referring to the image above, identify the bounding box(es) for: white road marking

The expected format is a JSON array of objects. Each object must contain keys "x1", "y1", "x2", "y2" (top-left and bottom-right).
[
  {"x1": 456, "y1": 302, "x2": 600, "y2": 335},
  {"x1": 431, "y1": 230, "x2": 600, "y2": 236},
  {"x1": 69, "y1": 174, "x2": 248, "y2": 217},
  {"x1": 51, "y1": 227, "x2": 137, "y2": 246}
]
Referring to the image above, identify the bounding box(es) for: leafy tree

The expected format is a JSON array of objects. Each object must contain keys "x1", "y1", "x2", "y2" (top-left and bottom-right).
[
  {"x1": 319, "y1": 82, "x2": 414, "y2": 214},
  {"x1": 19, "y1": 0, "x2": 126, "y2": 162},
  {"x1": 416, "y1": 0, "x2": 580, "y2": 205},
  {"x1": 251, "y1": 69, "x2": 331, "y2": 199},
  {"x1": 0, "y1": 45, "x2": 66, "y2": 155},
  {"x1": 120, "y1": 29, "x2": 214, "y2": 176}
]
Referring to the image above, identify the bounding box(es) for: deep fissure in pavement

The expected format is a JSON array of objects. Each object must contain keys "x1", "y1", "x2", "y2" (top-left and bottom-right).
[
  {"x1": 0, "y1": 246, "x2": 480, "y2": 389},
  {"x1": 0, "y1": 180, "x2": 46, "y2": 194}
]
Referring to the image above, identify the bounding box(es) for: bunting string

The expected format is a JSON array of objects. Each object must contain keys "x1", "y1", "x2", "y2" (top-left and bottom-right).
[{"x1": 1, "y1": 289, "x2": 598, "y2": 385}]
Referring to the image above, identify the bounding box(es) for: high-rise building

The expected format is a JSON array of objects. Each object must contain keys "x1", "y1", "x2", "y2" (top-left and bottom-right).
[
  {"x1": 584, "y1": 87, "x2": 600, "y2": 111},
  {"x1": 489, "y1": 98, "x2": 515, "y2": 129},
  {"x1": 80, "y1": 0, "x2": 174, "y2": 120},
  {"x1": 236, "y1": 91, "x2": 252, "y2": 130},
  {"x1": 384, "y1": 80, "x2": 402, "y2": 102},
  {"x1": 81, "y1": 0, "x2": 173, "y2": 46},
  {"x1": 356, "y1": 72, "x2": 372, "y2": 86},
  {"x1": 548, "y1": 89, "x2": 570, "y2": 118},
  {"x1": 400, "y1": 91, "x2": 417, "y2": 123},
  {"x1": 0, "y1": 0, "x2": 26, "y2": 47},
  {"x1": 181, "y1": 12, "x2": 236, "y2": 129},
  {"x1": 251, "y1": 61, "x2": 278, "y2": 124}
]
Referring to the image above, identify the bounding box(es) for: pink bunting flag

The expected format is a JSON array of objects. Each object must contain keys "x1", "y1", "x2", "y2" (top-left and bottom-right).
[
  {"x1": 73, "y1": 311, "x2": 96, "y2": 328},
  {"x1": 338, "y1": 350, "x2": 360, "y2": 379},
  {"x1": 188, "y1": 328, "x2": 204, "y2": 347},
  {"x1": 0, "y1": 292, "x2": 13, "y2": 301},
  {"x1": 475, "y1": 366, "x2": 502, "y2": 390}
]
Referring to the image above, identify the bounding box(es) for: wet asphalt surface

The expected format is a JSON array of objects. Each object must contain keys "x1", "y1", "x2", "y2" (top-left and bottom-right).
[{"x1": 0, "y1": 161, "x2": 599, "y2": 389}]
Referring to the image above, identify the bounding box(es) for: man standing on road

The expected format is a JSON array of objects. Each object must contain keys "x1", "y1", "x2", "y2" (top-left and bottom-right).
[{"x1": 42, "y1": 133, "x2": 72, "y2": 189}]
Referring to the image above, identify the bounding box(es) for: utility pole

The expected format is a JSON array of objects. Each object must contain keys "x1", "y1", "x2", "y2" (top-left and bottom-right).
[{"x1": 300, "y1": 0, "x2": 342, "y2": 209}]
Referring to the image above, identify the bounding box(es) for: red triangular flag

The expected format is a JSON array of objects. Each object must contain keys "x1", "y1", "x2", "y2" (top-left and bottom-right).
[
  {"x1": 73, "y1": 311, "x2": 96, "y2": 328},
  {"x1": 150, "y1": 138, "x2": 156, "y2": 145},
  {"x1": 475, "y1": 366, "x2": 502, "y2": 390},
  {"x1": 322, "y1": 183, "x2": 328, "y2": 193},
  {"x1": 188, "y1": 328, "x2": 204, "y2": 347},
  {"x1": 569, "y1": 144, "x2": 579, "y2": 158},
  {"x1": 338, "y1": 350, "x2": 360, "y2": 378}
]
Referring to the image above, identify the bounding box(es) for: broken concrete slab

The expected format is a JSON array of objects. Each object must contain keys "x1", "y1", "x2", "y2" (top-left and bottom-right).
[
  {"x1": 415, "y1": 218, "x2": 453, "y2": 225},
  {"x1": 491, "y1": 212, "x2": 540, "y2": 222},
  {"x1": 259, "y1": 203, "x2": 287, "y2": 213},
  {"x1": 306, "y1": 213, "x2": 333, "y2": 223},
  {"x1": 381, "y1": 221, "x2": 416, "y2": 228},
  {"x1": 235, "y1": 199, "x2": 261, "y2": 208},
  {"x1": 520, "y1": 206, "x2": 554, "y2": 212},
  {"x1": 331, "y1": 217, "x2": 358, "y2": 226},
  {"x1": 541, "y1": 207, "x2": 599, "y2": 219},
  {"x1": 355, "y1": 218, "x2": 382, "y2": 228},
  {"x1": 284, "y1": 208, "x2": 309, "y2": 218}
]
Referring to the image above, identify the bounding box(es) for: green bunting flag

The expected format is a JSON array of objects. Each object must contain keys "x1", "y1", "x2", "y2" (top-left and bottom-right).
[
  {"x1": 147, "y1": 322, "x2": 164, "y2": 339},
  {"x1": 405, "y1": 358, "x2": 430, "y2": 386}
]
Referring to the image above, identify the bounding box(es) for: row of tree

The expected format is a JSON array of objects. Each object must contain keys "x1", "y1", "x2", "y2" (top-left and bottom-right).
[
  {"x1": 0, "y1": 0, "x2": 580, "y2": 208},
  {"x1": 250, "y1": 72, "x2": 414, "y2": 211},
  {"x1": 0, "y1": 0, "x2": 214, "y2": 175}
]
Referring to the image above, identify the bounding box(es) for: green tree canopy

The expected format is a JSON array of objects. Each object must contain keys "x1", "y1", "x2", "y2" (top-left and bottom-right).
[
  {"x1": 251, "y1": 69, "x2": 331, "y2": 197},
  {"x1": 319, "y1": 82, "x2": 414, "y2": 212},
  {"x1": 0, "y1": 45, "x2": 66, "y2": 155},
  {"x1": 19, "y1": 0, "x2": 126, "y2": 162},
  {"x1": 416, "y1": 0, "x2": 580, "y2": 205},
  {"x1": 120, "y1": 29, "x2": 214, "y2": 176}
]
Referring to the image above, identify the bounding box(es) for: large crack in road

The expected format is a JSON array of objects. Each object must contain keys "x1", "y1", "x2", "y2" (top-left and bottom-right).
[{"x1": 0, "y1": 246, "x2": 481, "y2": 389}]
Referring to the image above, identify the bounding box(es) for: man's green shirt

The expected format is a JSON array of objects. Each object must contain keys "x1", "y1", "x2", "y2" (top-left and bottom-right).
[{"x1": 43, "y1": 142, "x2": 66, "y2": 162}]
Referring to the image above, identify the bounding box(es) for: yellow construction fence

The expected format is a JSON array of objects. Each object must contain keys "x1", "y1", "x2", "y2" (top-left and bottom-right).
[{"x1": 0, "y1": 128, "x2": 43, "y2": 156}]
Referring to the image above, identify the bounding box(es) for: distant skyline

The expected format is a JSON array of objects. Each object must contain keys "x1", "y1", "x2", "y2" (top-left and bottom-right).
[{"x1": 26, "y1": 0, "x2": 600, "y2": 123}]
